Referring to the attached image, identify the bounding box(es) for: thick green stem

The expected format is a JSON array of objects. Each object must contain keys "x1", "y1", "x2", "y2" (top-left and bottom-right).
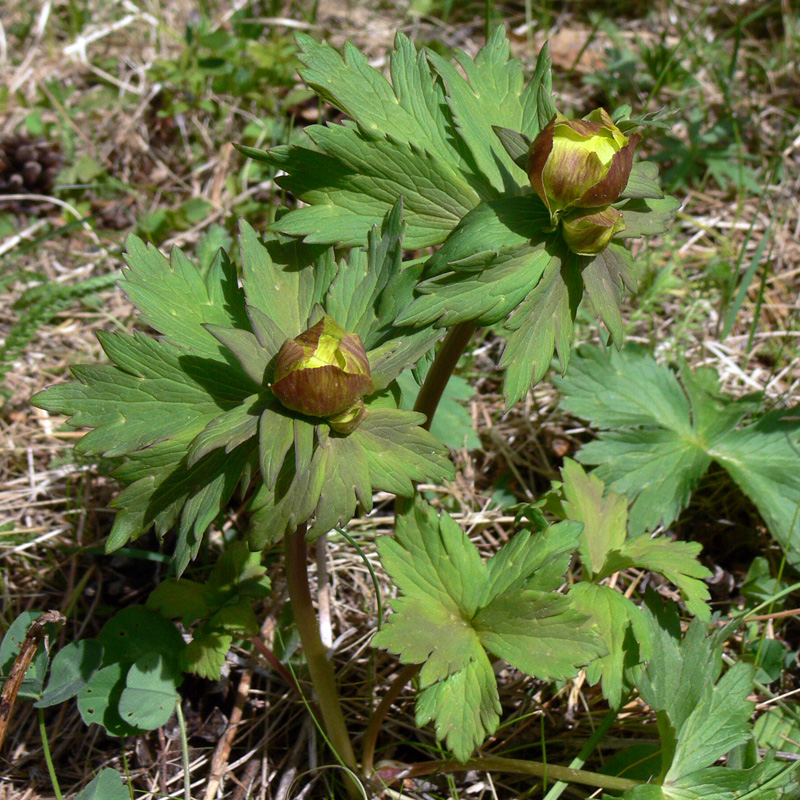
[
  {"x1": 284, "y1": 524, "x2": 360, "y2": 794},
  {"x1": 413, "y1": 322, "x2": 477, "y2": 429},
  {"x1": 542, "y1": 702, "x2": 624, "y2": 800},
  {"x1": 401, "y1": 755, "x2": 640, "y2": 793},
  {"x1": 361, "y1": 663, "x2": 420, "y2": 776}
]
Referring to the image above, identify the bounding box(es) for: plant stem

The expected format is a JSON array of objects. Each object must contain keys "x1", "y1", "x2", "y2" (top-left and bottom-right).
[
  {"x1": 400, "y1": 756, "x2": 640, "y2": 793},
  {"x1": 175, "y1": 700, "x2": 191, "y2": 800},
  {"x1": 361, "y1": 663, "x2": 420, "y2": 776},
  {"x1": 413, "y1": 322, "x2": 477, "y2": 429},
  {"x1": 39, "y1": 708, "x2": 63, "y2": 800},
  {"x1": 542, "y1": 702, "x2": 623, "y2": 800},
  {"x1": 284, "y1": 523, "x2": 360, "y2": 795}
]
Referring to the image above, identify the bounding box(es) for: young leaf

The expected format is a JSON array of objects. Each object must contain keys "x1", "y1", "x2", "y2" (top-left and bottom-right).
[
  {"x1": 558, "y1": 459, "x2": 711, "y2": 617},
  {"x1": 415, "y1": 648, "x2": 501, "y2": 763},
  {"x1": 373, "y1": 499, "x2": 599, "y2": 760},
  {"x1": 500, "y1": 248, "x2": 583, "y2": 405},
  {"x1": 560, "y1": 458, "x2": 628, "y2": 578},
  {"x1": 605, "y1": 536, "x2": 711, "y2": 620}
]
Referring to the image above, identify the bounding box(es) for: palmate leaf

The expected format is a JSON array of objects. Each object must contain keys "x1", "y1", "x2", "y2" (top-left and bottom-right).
[
  {"x1": 556, "y1": 345, "x2": 800, "y2": 568},
  {"x1": 373, "y1": 499, "x2": 601, "y2": 761},
  {"x1": 425, "y1": 27, "x2": 553, "y2": 193},
  {"x1": 239, "y1": 28, "x2": 557, "y2": 249},
  {"x1": 558, "y1": 459, "x2": 711, "y2": 617},
  {"x1": 622, "y1": 614, "x2": 795, "y2": 800}
]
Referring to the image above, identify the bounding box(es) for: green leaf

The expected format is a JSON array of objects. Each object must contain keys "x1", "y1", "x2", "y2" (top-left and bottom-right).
[
  {"x1": 97, "y1": 606, "x2": 184, "y2": 672},
  {"x1": 755, "y1": 706, "x2": 800, "y2": 755},
  {"x1": 571, "y1": 583, "x2": 651, "y2": 708},
  {"x1": 483, "y1": 521, "x2": 582, "y2": 596},
  {"x1": 147, "y1": 579, "x2": 211, "y2": 625},
  {"x1": 74, "y1": 769, "x2": 129, "y2": 800},
  {"x1": 34, "y1": 332, "x2": 242, "y2": 458},
  {"x1": 251, "y1": 30, "x2": 557, "y2": 249},
  {"x1": 663, "y1": 758, "x2": 800, "y2": 800},
  {"x1": 474, "y1": 589, "x2": 603, "y2": 681},
  {"x1": 187, "y1": 394, "x2": 263, "y2": 465},
  {"x1": 206, "y1": 326, "x2": 274, "y2": 386},
  {"x1": 268, "y1": 128, "x2": 480, "y2": 249},
  {"x1": 415, "y1": 648, "x2": 501, "y2": 763},
  {"x1": 557, "y1": 346, "x2": 800, "y2": 566},
  {"x1": 711, "y1": 409, "x2": 800, "y2": 568},
  {"x1": 35, "y1": 640, "x2": 104, "y2": 708},
  {"x1": 354, "y1": 407, "x2": 455, "y2": 497},
  {"x1": 608, "y1": 536, "x2": 711, "y2": 620},
  {"x1": 118, "y1": 652, "x2": 179, "y2": 730},
  {"x1": 238, "y1": 220, "x2": 307, "y2": 337},
  {"x1": 581, "y1": 243, "x2": 638, "y2": 344},
  {"x1": 617, "y1": 197, "x2": 681, "y2": 239},
  {"x1": 308, "y1": 431, "x2": 374, "y2": 537},
  {"x1": 108, "y1": 436, "x2": 254, "y2": 568},
  {"x1": 637, "y1": 616, "x2": 755, "y2": 785},
  {"x1": 621, "y1": 161, "x2": 664, "y2": 200},
  {"x1": 180, "y1": 629, "x2": 232, "y2": 680},
  {"x1": 295, "y1": 32, "x2": 474, "y2": 176},
  {"x1": 374, "y1": 499, "x2": 596, "y2": 760},
  {"x1": 500, "y1": 248, "x2": 582, "y2": 405},
  {"x1": 427, "y1": 26, "x2": 551, "y2": 192},
  {"x1": 403, "y1": 244, "x2": 551, "y2": 328},
  {"x1": 77, "y1": 662, "x2": 141, "y2": 736},
  {"x1": 408, "y1": 194, "x2": 551, "y2": 282},
  {"x1": 560, "y1": 458, "x2": 628, "y2": 578},
  {"x1": 121, "y1": 236, "x2": 242, "y2": 359},
  {"x1": 492, "y1": 125, "x2": 532, "y2": 171}
]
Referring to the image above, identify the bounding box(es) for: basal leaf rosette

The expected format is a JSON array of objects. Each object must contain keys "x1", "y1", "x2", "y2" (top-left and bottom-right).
[
  {"x1": 398, "y1": 110, "x2": 680, "y2": 405},
  {"x1": 33, "y1": 201, "x2": 452, "y2": 567}
]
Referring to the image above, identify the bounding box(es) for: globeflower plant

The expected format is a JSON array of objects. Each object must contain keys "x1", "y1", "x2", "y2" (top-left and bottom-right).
[{"x1": 11, "y1": 25, "x2": 791, "y2": 800}]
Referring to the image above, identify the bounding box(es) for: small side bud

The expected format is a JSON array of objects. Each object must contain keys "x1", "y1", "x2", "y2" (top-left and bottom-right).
[
  {"x1": 561, "y1": 206, "x2": 626, "y2": 256},
  {"x1": 271, "y1": 316, "x2": 374, "y2": 427}
]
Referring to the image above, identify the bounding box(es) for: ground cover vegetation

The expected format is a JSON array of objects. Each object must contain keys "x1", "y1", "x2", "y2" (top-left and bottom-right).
[{"x1": 1, "y1": 0, "x2": 799, "y2": 798}]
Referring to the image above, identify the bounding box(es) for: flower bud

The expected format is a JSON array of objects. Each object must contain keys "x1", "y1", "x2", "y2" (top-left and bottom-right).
[
  {"x1": 561, "y1": 206, "x2": 626, "y2": 256},
  {"x1": 271, "y1": 316, "x2": 374, "y2": 426},
  {"x1": 527, "y1": 109, "x2": 640, "y2": 219}
]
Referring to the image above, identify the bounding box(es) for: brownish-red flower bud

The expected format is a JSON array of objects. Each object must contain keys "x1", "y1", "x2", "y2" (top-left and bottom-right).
[
  {"x1": 561, "y1": 205, "x2": 626, "y2": 256},
  {"x1": 271, "y1": 316, "x2": 374, "y2": 431},
  {"x1": 527, "y1": 109, "x2": 640, "y2": 220}
]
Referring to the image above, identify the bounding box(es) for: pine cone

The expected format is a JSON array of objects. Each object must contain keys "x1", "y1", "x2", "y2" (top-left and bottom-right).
[{"x1": 0, "y1": 135, "x2": 62, "y2": 212}]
